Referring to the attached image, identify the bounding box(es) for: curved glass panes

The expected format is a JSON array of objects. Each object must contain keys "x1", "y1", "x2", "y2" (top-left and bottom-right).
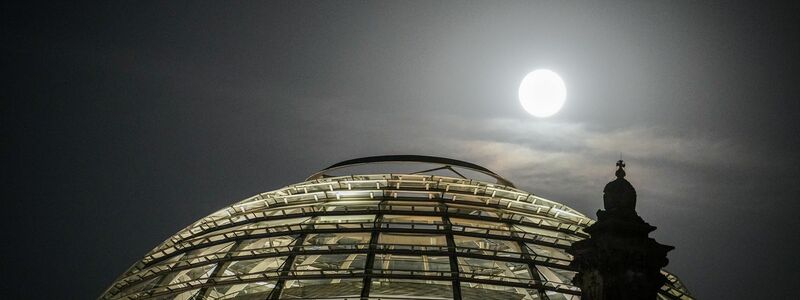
[{"x1": 102, "y1": 173, "x2": 692, "y2": 299}]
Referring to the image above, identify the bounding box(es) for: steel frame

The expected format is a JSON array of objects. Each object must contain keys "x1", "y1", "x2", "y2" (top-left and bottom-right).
[{"x1": 101, "y1": 171, "x2": 692, "y2": 300}]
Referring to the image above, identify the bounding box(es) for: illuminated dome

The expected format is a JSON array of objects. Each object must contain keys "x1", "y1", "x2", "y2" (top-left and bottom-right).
[{"x1": 101, "y1": 155, "x2": 692, "y2": 300}]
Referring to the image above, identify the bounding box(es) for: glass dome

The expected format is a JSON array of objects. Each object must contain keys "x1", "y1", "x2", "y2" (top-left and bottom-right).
[{"x1": 101, "y1": 156, "x2": 692, "y2": 299}]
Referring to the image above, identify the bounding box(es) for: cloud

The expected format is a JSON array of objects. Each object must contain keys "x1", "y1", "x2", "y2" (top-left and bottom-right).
[
  {"x1": 299, "y1": 101, "x2": 755, "y2": 210},
  {"x1": 423, "y1": 116, "x2": 755, "y2": 210}
]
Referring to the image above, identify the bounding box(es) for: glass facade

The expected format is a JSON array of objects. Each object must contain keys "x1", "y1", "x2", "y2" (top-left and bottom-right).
[{"x1": 102, "y1": 159, "x2": 692, "y2": 299}]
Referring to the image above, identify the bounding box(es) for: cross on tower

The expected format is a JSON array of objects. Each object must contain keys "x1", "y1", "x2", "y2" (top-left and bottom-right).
[
  {"x1": 615, "y1": 160, "x2": 626, "y2": 178},
  {"x1": 568, "y1": 158, "x2": 675, "y2": 300}
]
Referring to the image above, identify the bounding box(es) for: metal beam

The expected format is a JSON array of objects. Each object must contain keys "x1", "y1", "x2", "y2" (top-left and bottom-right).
[
  {"x1": 266, "y1": 233, "x2": 308, "y2": 300},
  {"x1": 359, "y1": 214, "x2": 382, "y2": 299},
  {"x1": 442, "y1": 205, "x2": 463, "y2": 300},
  {"x1": 512, "y1": 223, "x2": 550, "y2": 300},
  {"x1": 194, "y1": 239, "x2": 245, "y2": 298},
  {"x1": 306, "y1": 155, "x2": 516, "y2": 187}
]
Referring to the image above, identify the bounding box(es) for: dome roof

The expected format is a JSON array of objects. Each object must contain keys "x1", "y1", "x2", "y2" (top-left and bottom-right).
[{"x1": 100, "y1": 156, "x2": 691, "y2": 300}]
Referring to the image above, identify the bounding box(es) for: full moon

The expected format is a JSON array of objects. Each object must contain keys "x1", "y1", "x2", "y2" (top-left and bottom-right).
[{"x1": 518, "y1": 69, "x2": 566, "y2": 117}]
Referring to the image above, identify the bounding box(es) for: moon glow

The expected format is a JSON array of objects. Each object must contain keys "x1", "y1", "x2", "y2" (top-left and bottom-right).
[{"x1": 518, "y1": 69, "x2": 566, "y2": 118}]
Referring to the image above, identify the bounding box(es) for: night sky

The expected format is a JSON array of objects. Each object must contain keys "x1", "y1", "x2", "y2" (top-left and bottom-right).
[{"x1": 4, "y1": 2, "x2": 799, "y2": 299}]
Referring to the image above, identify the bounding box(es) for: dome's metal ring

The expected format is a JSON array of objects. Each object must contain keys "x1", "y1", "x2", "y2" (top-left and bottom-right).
[{"x1": 306, "y1": 155, "x2": 516, "y2": 187}]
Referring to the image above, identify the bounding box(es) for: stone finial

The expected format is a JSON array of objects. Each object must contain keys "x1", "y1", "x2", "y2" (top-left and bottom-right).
[
  {"x1": 615, "y1": 160, "x2": 626, "y2": 178},
  {"x1": 603, "y1": 160, "x2": 636, "y2": 211},
  {"x1": 568, "y1": 159, "x2": 675, "y2": 300}
]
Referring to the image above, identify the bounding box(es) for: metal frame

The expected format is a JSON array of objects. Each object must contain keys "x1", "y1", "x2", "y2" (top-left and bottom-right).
[
  {"x1": 306, "y1": 155, "x2": 516, "y2": 187},
  {"x1": 101, "y1": 160, "x2": 692, "y2": 300}
]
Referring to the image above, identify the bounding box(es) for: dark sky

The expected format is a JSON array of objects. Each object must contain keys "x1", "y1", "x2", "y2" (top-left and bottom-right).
[{"x1": 4, "y1": 1, "x2": 799, "y2": 299}]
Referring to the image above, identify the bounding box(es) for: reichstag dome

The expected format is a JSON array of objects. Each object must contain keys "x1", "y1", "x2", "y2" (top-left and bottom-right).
[{"x1": 101, "y1": 156, "x2": 692, "y2": 300}]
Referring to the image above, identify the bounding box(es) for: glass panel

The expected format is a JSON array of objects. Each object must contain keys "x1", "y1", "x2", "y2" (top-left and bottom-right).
[
  {"x1": 303, "y1": 232, "x2": 371, "y2": 250},
  {"x1": 182, "y1": 242, "x2": 235, "y2": 264},
  {"x1": 536, "y1": 266, "x2": 576, "y2": 285},
  {"x1": 188, "y1": 217, "x2": 311, "y2": 243},
  {"x1": 238, "y1": 235, "x2": 298, "y2": 252},
  {"x1": 382, "y1": 201, "x2": 439, "y2": 212},
  {"x1": 458, "y1": 257, "x2": 531, "y2": 281},
  {"x1": 241, "y1": 217, "x2": 312, "y2": 229},
  {"x1": 378, "y1": 233, "x2": 447, "y2": 249},
  {"x1": 315, "y1": 214, "x2": 375, "y2": 224},
  {"x1": 280, "y1": 278, "x2": 362, "y2": 299},
  {"x1": 513, "y1": 225, "x2": 580, "y2": 242},
  {"x1": 373, "y1": 254, "x2": 450, "y2": 275},
  {"x1": 454, "y1": 235, "x2": 521, "y2": 258},
  {"x1": 206, "y1": 282, "x2": 277, "y2": 299},
  {"x1": 525, "y1": 243, "x2": 572, "y2": 261},
  {"x1": 544, "y1": 292, "x2": 580, "y2": 300},
  {"x1": 370, "y1": 279, "x2": 453, "y2": 299},
  {"x1": 450, "y1": 218, "x2": 509, "y2": 230},
  {"x1": 158, "y1": 263, "x2": 216, "y2": 286},
  {"x1": 382, "y1": 215, "x2": 442, "y2": 230},
  {"x1": 149, "y1": 288, "x2": 201, "y2": 300},
  {"x1": 447, "y1": 205, "x2": 500, "y2": 218},
  {"x1": 220, "y1": 257, "x2": 287, "y2": 276},
  {"x1": 461, "y1": 282, "x2": 540, "y2": 300},
  {"x1": 324, "y1": 203, "x2": 378, "y2": 212},
  {"x1": 662, "y1": 270, "x2": 690, "y2": 294},
  {"x1": 120, "y1": 276, "x2": 161, "y2": 295},
  {"x1": 291, "y1": 254, "x2": 367, "y2": 273}
]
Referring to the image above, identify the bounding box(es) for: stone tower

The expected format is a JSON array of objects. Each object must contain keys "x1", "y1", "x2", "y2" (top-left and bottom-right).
[{"x1": 567, "y1": 161, "x2": 674, "y2": 299}]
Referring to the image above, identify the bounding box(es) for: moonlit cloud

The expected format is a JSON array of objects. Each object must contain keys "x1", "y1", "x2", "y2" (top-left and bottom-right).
[
  {"x1": 436, "y1": 117, "x2": 754, "y2": 207},
  {"x1": 299, "y1": 99, "x2": 756, "y2": 214}
]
